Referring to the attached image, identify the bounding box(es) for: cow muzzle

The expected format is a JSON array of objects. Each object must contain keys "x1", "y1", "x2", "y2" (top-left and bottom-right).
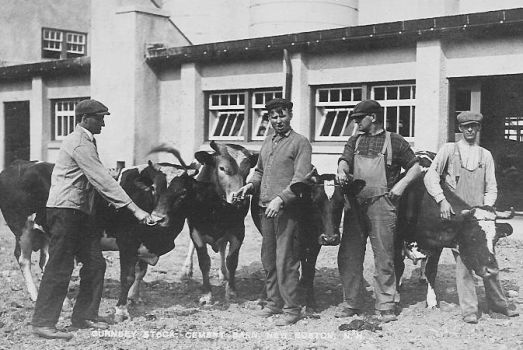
[{"x1": 318, "y1": 233, "x2": 340, "y2": 246}]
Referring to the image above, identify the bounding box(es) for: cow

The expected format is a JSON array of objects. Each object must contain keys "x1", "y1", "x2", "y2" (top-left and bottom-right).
[
  {"x1": 174, "y1": 141, "x2": 258, "y2": 305},
  {"x1": 0, "y1": 157, "x2": 198, "y2": 322},
  {"x1": 251, "y1": 167, "x2": 365, "y2": 312},
  {"x1": 395, "y1": 151, "x2": 514, "y2": 309},
  {"x1": 0, "y1": 160, "x2": 54, "y2": 302}
]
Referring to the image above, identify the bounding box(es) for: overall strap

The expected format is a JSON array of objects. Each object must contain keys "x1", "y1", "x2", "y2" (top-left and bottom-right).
[
  {"x1": 354, "y1": 134, "x2": 362, "y2": 153},
  {"x1": 381, "y1": 131, "x2": 392, "y2": 166}
]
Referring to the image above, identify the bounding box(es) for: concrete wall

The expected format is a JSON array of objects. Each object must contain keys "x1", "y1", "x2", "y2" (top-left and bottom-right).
[
  {"x1": 0, "y1": 0, "x2": 90, "y2": 65},
  {"x1": 91, "y1": 0, "x2": 191, "y2": 167}
]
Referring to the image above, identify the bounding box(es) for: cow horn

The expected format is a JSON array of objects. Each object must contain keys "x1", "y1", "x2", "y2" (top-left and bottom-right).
[
  {"x1": 496, "y1": 207, "x2": 515, "y2": 219},
  {"x1": 149, "y1": 144, "x2": 188, "y2": 169}
]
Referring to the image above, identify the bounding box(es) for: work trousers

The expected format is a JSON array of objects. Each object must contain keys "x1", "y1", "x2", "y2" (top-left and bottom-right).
[
  {"x1": 32, "y1": 208, "x2": 106, "y2": 327},
  {"x1": 452, "y1": 250, "x2": 510, "y2": 317},
  {"x1": 259, "y1": 206, "x2": 300, "y2": 315},
  {"x1": 338, "y1": 196, "x2": 398, "y2": 311}
]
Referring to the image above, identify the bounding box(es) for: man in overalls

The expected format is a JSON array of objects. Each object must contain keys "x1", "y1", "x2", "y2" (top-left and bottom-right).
[
  {"x1": 336, "y1": 100, "x2": 421, "y2": 322},
  {"x1": 424, "y1": 111, "x2": 518, "y2": 324}
]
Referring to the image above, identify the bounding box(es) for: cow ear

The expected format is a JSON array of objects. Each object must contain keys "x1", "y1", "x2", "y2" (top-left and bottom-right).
[
  {"x1": 195, "y1": 151, "x2": 214, "y2": 165},
  {"x1": 290, "y1": 182, "x2": 310, "y2": 198},
  {"x1": 249, "y1": 152, "x2": 259, "y2": 168}
]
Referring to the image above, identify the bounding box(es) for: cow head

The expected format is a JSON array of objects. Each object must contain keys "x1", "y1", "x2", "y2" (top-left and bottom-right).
[
  {"x1": 290, "y1": 168, "x2": 366, "y2": 246},
  {"x1": 457, "y1": 206, "x2": 513, "y2": 278},
  {"x1": 194, "y1": 141, "x2": 258, "y2": 206},
  {"x1": 145, "y1": 146, "x2": 201, "y2": 228}
]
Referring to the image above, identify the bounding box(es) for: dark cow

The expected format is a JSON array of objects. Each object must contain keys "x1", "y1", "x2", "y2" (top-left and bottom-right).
[
  {"x1": 175, "y1": 141, "x2": 258, "y2": 304},
  {"x1": 0, "y1": 160, "x2": 54, "y2": 302},
  {"x1": 395, "y1": 151, "x2": 514, "y2": 308},
  {"x1": 252, "y1": 168, "x2": 365, "y2": 311}
]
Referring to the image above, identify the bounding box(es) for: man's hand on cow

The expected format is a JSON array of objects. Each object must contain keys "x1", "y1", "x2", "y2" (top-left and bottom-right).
[
  {"x1": 265, "y1": 196, "x2": 283, "y2": 218},
  {"x1": 439, "y1": 198, "x2": 455, "y2": 220},
  {"x1": 232, "y1": 183, "x2": 254, "y2": 203},
  {"x1": 336, "y1": 161, "x2": 352, "y2": 185}
]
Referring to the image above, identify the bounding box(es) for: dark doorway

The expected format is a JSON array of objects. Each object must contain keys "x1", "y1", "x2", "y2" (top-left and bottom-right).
[
  {"x1": 479, "y1": 76, "x2": 523, "y2": 210},
  {"x1": 4, "y1": 101, "x2": 30, "y2": 167}
]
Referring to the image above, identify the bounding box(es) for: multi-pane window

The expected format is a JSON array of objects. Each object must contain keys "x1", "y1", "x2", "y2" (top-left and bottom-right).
[
  {"x1": 52, "y1": 99, "x2": 83, "y2": 140},
  {"x1": 315, "y1": 87, "x2": 362, "y2": 141},
  {"x1": 505, "y1": 116, "x2": 523, "y2": 142},
  {"x1": 252, "y1": 90, "x2": 282, "y2": 140},
  {"x1": 207, "y1": 89, "x2": 282, "y2": 141},
  {"x1": 42, "y1": 28, "x2": 87, "y2": 59},
  {"x1": 209, "y1": 93, "x2": 246, "y2": 140},
  {"x1": 454, "y1": 89, "x2": 472, "y2": 133},
  {"x1": 372, "y1": 84, "x2": 416, "y2": 138}
]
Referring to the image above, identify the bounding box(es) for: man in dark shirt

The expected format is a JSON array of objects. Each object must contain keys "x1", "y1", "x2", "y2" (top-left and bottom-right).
[
  {"x1": 336, "y1": 100, "x2": 421, "y2": 322},
  {"x1": 234, "y1": 98, "x2": 312, "y2": 326}
]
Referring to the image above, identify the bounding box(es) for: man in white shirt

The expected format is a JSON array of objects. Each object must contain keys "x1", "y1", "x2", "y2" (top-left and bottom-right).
[{"x1": 424, "y1": 111, "x2": 518, "y2": 323}]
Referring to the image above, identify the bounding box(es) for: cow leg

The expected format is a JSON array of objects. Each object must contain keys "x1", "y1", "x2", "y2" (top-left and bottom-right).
[
  {"x1": 38, "y1": 232, "x2": 50, "y2": 272},
  {"x1": 300, "y1": 245, "x2": 321, "y2": 312},
  {"x1": 181, "y1": 240, "x2": 195, "y2": 280},
  {"x1": 225, "y1": 235, "x2": 243, "y2": 301},
  {"x1": 195, "y1": 245, "x2": 212, "y2": 305},
  {"x1": 219, "y1": 241, "x2": 228, "y2": 283},
  {"x1": 425, "y1": 249, "x2": 442, "y2": 309},
  {"x1": 115, "y1": 248, "x2": 138, "y2": 322},
  {"x1": 419, "y1": 258, "x2": 428, "y2": 283},
  {"x1": 128, "y1": 260, "x2": 148, "y2": 304},
  {"x1": 18, "y1": 220, "x2": 39, "y2": 302}
]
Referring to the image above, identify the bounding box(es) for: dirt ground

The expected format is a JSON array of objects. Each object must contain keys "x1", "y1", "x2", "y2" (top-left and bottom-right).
[{"x1": 1, "y1": 213, "x2": 523, "y2": 350}]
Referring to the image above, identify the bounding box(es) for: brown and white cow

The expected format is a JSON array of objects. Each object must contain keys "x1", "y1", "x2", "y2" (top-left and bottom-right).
[{"x1": 159, "y1": 141, "x2": 258, "y2": 304}]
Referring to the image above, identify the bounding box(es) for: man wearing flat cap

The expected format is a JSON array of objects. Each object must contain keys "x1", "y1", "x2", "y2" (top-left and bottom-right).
[
  {"x1": 336, "y1": 99, "x2": 421, "y2": 322},
  {"x1": 424, "y1": 111, "x2": 518, "y2": 323},
  {"x1": 32, "y1": 99, "x2": 155, "y2": 339},
  {"x1": 234, "y1": 98, "x2": 312, "y2": 326}
]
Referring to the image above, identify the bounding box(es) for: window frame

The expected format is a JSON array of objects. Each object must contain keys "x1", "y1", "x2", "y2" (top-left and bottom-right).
[
  {"x1": 206, "y1": 88, "x2": 283, "y2": 142},
  {"x1": 42, "y1": 27, "x2": 87, "y2": 59},
  {"x1": 51, "y1": 98, "x2": 87, "y2": 141},
  {"x1": 314, "y1": 86, "x2": 363, "y2": 141},
  {"x1": 371, "y1": 83, "x2": 416, "y2": 141}
]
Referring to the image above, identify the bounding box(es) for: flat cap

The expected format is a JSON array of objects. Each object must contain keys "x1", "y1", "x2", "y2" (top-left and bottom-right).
[
  {"x1": 350, "y1": 100, "x2": 381, "y2": 119},
  {"x1": 75, "y1": 99, "x2": 111, "y2": 117},
  {"x1": 457, "y1": 111, "x2": 483, "y2": 125},
  {"x1": 265, "y1": 98, "x2": 293, "y2": 110}
]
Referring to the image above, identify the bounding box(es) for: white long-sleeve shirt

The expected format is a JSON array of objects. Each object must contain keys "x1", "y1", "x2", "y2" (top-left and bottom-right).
[{"x1": 424, "y1": 140, "x2": 497, "y2": 206}]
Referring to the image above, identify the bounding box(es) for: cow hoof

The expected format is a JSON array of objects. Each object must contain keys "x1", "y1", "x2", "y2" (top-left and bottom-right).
[
  {"x1": 199, "y1": 293, "x2": 212, "y2": 306},
  {"x1": 225, "y1": 286, "x2": 237, "y2": 301},
  {"x1": 114, "y1": 306, "x2": 130, "y2": 323},
  {"x1": 256, "y1": 298, "x2": 267, "y2": 307}
]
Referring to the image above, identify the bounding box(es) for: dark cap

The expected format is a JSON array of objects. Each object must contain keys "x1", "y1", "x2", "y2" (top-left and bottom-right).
[
  {"x1": 350, "y1": 100, "x2": 381, "y2": 119},
  {"x1": 75, "y1": 99, "x2": 111, "y2": 117},
  {"x1": 457, "y1": 111, "x2": 483, "y2": 125},
  {"x1": 265, "y1": 98, "x2": 293, "y2": 111}
]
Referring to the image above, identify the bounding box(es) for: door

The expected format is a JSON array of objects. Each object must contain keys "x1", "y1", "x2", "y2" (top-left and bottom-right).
[{"x1": 4, "y1": 101, "x2": 30, "y2": 167}]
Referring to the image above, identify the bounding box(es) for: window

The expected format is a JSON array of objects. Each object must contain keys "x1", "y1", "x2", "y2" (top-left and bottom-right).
[
  {"x1": 209, "y1": 93, "x2": 246, "y2": 140},
  {"x1": 505, "y1": 116, "x2": 523, "y2": 142},
  {"x1": 52, "y1": 99, "x2": 85, "y2": 140},
  {"x1": 372, "y1": 84, "x2": 416, "y2": 138},
  {"x1": 207, "y1": 89, "x2": 282, "y2": 141},
  {"x1": 315, "y1": 87, "x2": 362, "y2": 141},
  {"x1": 252, "y1": 90, "x2": 282, "y2": 140},
  {"x1": 42, "y1": 28, "x2": 86, "y2": 59},
  {"x1": 454, "y1": 89, "x2": 472, "y2": 133}
]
